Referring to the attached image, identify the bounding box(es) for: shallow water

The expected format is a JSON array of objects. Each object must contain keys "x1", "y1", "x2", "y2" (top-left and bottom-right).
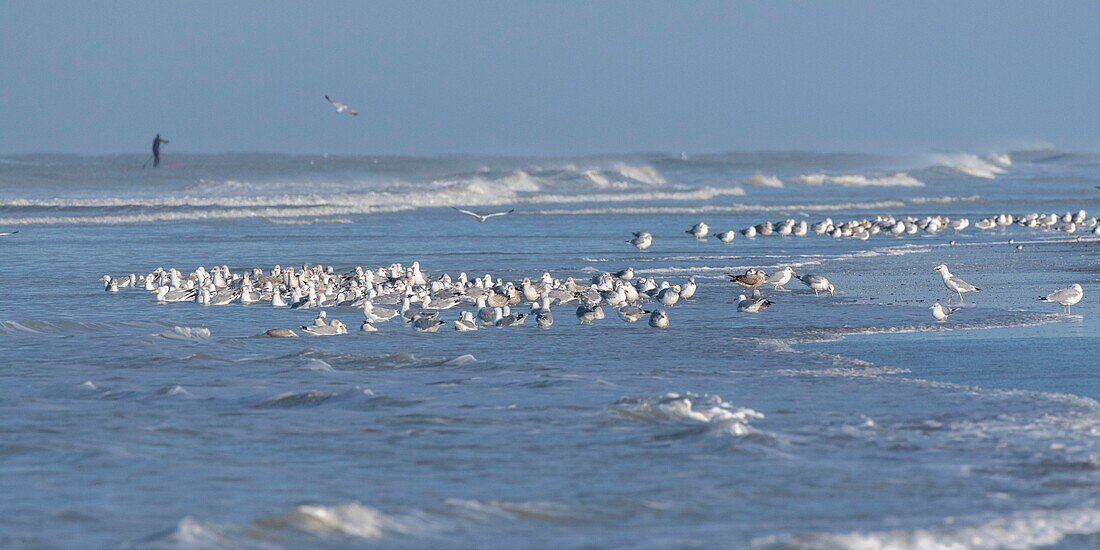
[{"x1": 1, "y1": 151, "x2": 1098, "y2": 548}]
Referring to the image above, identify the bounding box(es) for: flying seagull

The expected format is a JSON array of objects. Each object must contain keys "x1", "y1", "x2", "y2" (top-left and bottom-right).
[
  {"x1": 324, "y1": 95, "x2": 358, "y2": 116},
  {"x1": 451, "y1": 207, "x2": 514, "y2": 223},
  {"x1": 0, "y1": 231, "x2": 17, "y2": 237}
]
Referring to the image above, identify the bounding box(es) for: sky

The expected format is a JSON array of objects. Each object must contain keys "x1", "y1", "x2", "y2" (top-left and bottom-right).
[{"x1": 1, "y1": 1, "x2": 1098, "y2": 156}]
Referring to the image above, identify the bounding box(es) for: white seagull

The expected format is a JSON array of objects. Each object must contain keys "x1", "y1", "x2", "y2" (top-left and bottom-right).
[
  {"x1": 796, "y1": 274, "x2": 835, "y2": 296},
  {"x1": 686, "y1": 222, "x2": 709, "y2": 240},
  {"x1": 628, "y1": 231, "x2": 653, "y2": 251},
  {"x1": 1040, "y1": 283, "x2": 1083, "y2": 314},
  {"x1": 765, "y1": 267, "x2": 795, "y2": 290},
  {"x1": 451, "y1": 207, "x2": 515, "y2": 223},
  {"x1": 324, "y1": 95, "x2": 358, "y2": 116},
  {"x1": 930, "y1": 302, "x2": 957, "y2": 322},
  {"x1": 648, "y1": 309, "x2": 670, "y2": 329},
  {"x1": 932, "y1": 264, "x2": 981, "y2": 303},
  {"x1": 0, "y1": 231, "x2": 17, "y2": 237}
]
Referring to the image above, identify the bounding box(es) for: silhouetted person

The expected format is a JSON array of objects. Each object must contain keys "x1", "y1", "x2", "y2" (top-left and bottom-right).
[{"x1": 152, "y1": 134, "x2": 169, "y2": 167}]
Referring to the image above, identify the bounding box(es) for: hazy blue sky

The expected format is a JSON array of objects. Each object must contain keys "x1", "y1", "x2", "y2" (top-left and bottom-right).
[{"x1": 2, "y1": 1, "x2": 1098, "y2": 155}]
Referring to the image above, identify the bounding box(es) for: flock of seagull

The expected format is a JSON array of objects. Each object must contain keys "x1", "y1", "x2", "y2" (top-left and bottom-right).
[
  {"x1": 101, "y1": 261, "x2": 721, "y2": 336},
  {"x1": 623, "y1": 208, "x2": 1100, "y2": 250},
  {"x1": 92, "y1": 205, "x2": 1091, "y2": 334},
  {"x1": 100, "y1": 252, "x2": 1085, "y2": 337}
]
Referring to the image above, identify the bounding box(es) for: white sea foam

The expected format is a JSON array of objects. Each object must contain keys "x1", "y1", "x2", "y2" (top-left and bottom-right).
[
  {"x1": 753, "y1": 507, "x2": 1100, "y2": 549},
  {"x1": 908, "y1": 194, "x2": 982, "y2": 205},
  {"x1": 935, "y1": 153, "x2": 1010, "y2": 179},
  {"x1": 154, "y1": 326, "x2": 212, "y2": 341},
  {"x1": 261, "y1": 217, "x2": 352, "y2": 225},
  {"x1": 0, "y1": 186, "x2": 745, "y2": 226},
  {"x1": 611, "y1": 392, "x2": 764, "y2": 436},
  {"x1": 443, "y1": 498, "x2": 584, "y2": 523},
  {"x1": 286, "y1": 503, "x2": 416, "y2": 539},
  {"x1": 743, "y1": 173, "x2": 784, "y2": 188},
  {"x1": 534, "y1": 200, "x2": 905, "y2": 216},
  {"x1": 792, "y1": 172, "x2": 924, "y2": 187},
  {"x1": 142, "y1": 516, "x2": 266, "y2": 549}
]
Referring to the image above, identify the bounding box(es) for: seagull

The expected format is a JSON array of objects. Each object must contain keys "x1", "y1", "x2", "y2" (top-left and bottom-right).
[
  {"x1": 648, "y1": 309, "x2": 670, "y2": 329},
  {"x1": 796, "y1": 274, "x2": 835, "y2": 296},
  {"x1": 1040, "y1": 283, "x2": 1083, "y2": 314},
  {"x1": 412, "y1": 315, "x2": 444, "y2": 333},
  {"x1": 264, "y1": 328, "x2": 298, "y2": 338},
  {"x1": 301, "y1": 320, "x2": 348, "y2": 336},
  {"x1": 618, "y1": 304, "x2": 650, "y2": 323},
  {"x1": 728, "y1": 269, "x2": 766, "y2": 290},
  {"x1": 536, "y1": 305, "x2": 554, "y2": 329},
  {"x1": 451, "y1": 207, "x2": 515, "y2": 223},
  {"x1": 679, "y1": 276, "x2": 697, "y2": 300},
  {"x1": 716, "y1": 231, "x2": 736, "y2": 243},
  {"x1": 657, "y1": 285, "x2": 682, "y2": 307},
  {"x1": 765, "y1": 267, "x2": 795, "y2": 290},
  {"x1": 496, "y1": 312, "x2": 528, "y2": 327},
  {"x1": 686, "y1": 222, "x2": 709, "y2": 240},
  {"x1": 324, "y1": 95, "x2": 358, "y2": 116},
  {"x1": 454, "y1": 311, "x2": 479, "y2": 332},
  {"x1": 576, "y1": 304, "x2": 603, "y2": 324},
  {"x1": 628, "y1": 231, "x2": 653, "y2": 251},
  {"x1": 932, "y1": 264, "x2": 981, "y2": 303},
  {"x1": 737, "y1": 294, "x2": 773, "y2": 313},
  {"x1": 930, "y1": 302, "x2": 957, "y2": 322},
  {"x1": 0, "y1": 231, "x2": 17, "y2": 237}
]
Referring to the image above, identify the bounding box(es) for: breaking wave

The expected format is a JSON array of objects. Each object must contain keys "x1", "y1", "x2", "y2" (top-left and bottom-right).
[
  {"x1": 935, "y1": 153, "x2": 1011, "y2": 179},
  {"x1": 744, "y1": 174, "x2": 784, "y2": 188},
  {"x1": 792, "y1": 172, "x2": 924, "y2": 187},
  {"x1": 153, "y1": 326, "x2": 212, "y2": 341}
]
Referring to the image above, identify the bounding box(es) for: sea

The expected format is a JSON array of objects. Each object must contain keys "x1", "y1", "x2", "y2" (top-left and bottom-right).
[{"x1": 0, "y1": 150, "x2": 1097, "y2": 548}]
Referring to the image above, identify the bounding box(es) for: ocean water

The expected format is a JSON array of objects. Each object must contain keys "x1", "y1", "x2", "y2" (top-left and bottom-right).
[{"x1": 0, "y1": 151, "x2": 1098, "y2": 548}]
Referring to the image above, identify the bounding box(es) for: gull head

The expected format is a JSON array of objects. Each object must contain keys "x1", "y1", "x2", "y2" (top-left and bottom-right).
[{"x1": 932, "y1": 264, "x2": 949, "y2": 274}]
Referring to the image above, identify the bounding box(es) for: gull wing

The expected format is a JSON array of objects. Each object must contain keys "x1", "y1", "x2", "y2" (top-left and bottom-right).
[{"x1": 949, "y1": 275, "x2": 978, "y2": 291}]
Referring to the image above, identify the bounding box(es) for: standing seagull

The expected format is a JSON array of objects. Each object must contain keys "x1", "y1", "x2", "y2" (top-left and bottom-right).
[
  {"x1": 932, "y1": 264, "x2": 981, "y2": 303},
  {"x1": 324, "y1": 95, "x2": 359, "y2": 116},
  {"x1": 628, "y1": 231, "x2": 653, "y2": 251},
  {"x1": 686, "y1": 222, "x2": 709, "y2": 240},
  {"x1": 1040, "y1": 283, "x2": 1083, "y2": 314},
  {"x1": 930, "y1": 302, "x2": 957, "y2": 322},
  {"x1": 796, "y1": 274, "x2": 835, "y2": 296},
  {"x1": 451, "y1": 207, "x2": 515, "y2": 223}
]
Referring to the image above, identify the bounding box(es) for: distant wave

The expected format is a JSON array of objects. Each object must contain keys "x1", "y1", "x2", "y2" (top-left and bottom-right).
[
  {"x1": 743, "y1": 173, "x2": 784, "y2": 188},
  {"x1": 908, "y1": 194, "x2": 981, "y2": 204},
  {"x1": 934, "y1": 152, "x2": 1011, "y2": 179},
  {"x1": 0, "y1": 179, "x2": 749, "y2": 225},
  {"x1": 533, "y1": 200, "x2": 905, "y2": 216},
  {"x1": 613, "y1": 162, "x2": 665, "y2": 185},
  {"x1": 0, "y1": 319, "x2": 139, "y2": 335},
  {"x1": 792, "y1": 172, "x2": 924, "y2": 187}
]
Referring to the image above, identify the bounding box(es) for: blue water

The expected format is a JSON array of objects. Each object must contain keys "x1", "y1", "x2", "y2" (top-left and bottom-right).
[{"x1": 0, "y1": 151, "x2": 1098, "y2": 548}]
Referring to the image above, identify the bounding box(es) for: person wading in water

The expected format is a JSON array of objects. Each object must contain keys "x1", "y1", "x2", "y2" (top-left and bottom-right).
[{"x1": 151, "y1": 134, "x2": 169, "y2": 167}]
